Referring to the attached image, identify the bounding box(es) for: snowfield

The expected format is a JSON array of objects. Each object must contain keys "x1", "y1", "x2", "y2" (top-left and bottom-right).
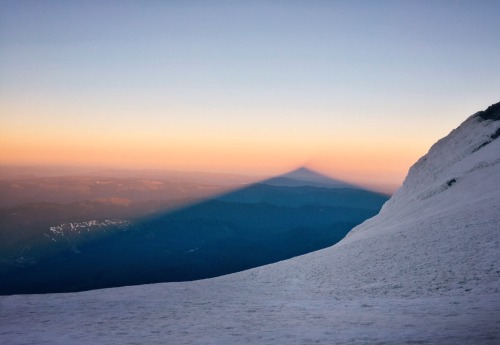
[{"x1": 1, "y1": 109, "x2": 499, "y2": 344}]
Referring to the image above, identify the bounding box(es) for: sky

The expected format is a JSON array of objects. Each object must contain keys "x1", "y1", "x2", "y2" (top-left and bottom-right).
[{"x1": 1, "y1": 1, "x2": 499, "y2": 191}]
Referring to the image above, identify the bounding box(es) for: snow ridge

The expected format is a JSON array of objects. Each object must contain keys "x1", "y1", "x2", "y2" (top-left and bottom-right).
[{"x1": 384, "y1": 110, "x2": 500, "y2": 210}]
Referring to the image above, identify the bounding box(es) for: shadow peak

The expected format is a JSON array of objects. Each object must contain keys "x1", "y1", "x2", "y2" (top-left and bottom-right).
[{"x1": 265, "y1": 166, "x2": 358, "y2": 189}]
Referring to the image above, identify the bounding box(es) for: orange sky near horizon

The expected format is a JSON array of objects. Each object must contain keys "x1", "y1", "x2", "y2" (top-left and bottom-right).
[
  {"x1": 0, "y1": 137, "x2": 422, "y2": 193},
  {"x1": 0, "y1": 100, "x2": 447, "y2": 192}
]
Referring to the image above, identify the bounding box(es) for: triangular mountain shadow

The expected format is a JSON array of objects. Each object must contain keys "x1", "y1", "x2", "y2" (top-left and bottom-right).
[
  {"x1": 216, "y1": 167, "x2": 386, "y2": 208},
  {"x1": 263, "y1": 166, "x2": 359, "y2": 189},
  {"x1": 0, "y1": 167, "x2": 389, "y2": 295}
]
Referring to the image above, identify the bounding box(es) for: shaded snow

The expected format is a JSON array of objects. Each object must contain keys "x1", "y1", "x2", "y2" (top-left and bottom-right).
[{"x1": 1, "y1": 111, "x2": 499, "y2": 344}]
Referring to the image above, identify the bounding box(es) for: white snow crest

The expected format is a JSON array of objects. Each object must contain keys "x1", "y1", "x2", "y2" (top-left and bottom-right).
[{"x1": 383, "y1": 113, "x2": 500, "y2": 211}]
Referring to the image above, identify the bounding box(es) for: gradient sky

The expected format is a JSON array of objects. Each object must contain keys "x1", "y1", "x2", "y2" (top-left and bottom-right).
[{"x1": 1, "y1": 1, "x2": 499, "y2": 191}]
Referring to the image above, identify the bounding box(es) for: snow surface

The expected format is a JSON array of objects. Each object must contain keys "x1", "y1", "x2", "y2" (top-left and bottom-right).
[{"x1": 1, "y1": 113, "x2": 499, "y2": 344}]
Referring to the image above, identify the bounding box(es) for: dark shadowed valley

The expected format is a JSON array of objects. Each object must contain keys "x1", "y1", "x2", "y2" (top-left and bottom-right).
[{"x1": 0, "y1": 167, "x2": 388, "y2": 294}]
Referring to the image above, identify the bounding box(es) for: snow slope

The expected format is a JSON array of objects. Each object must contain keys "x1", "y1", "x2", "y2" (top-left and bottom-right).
[{"x1": 1, "y1": 106, "x2": 500, "y2": 344}]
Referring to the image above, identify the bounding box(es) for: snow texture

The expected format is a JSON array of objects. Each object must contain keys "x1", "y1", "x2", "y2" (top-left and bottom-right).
[{"x1": 1, "y1": 112, "x2": 499, "y2": 344}]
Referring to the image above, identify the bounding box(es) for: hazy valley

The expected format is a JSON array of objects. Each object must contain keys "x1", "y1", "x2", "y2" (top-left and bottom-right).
[{"x1": 0, "y1": 167, "x2": 387, "y2": 294}]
